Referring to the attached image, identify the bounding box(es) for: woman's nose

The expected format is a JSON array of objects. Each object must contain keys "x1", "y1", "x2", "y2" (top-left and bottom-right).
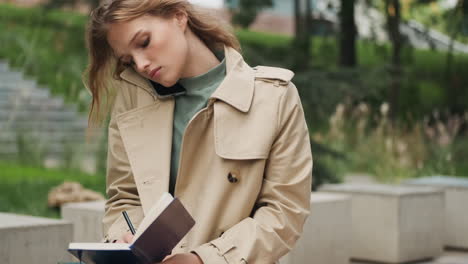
[{"x1": 134, "y1": 55, "x2": 150, "y2": 73}]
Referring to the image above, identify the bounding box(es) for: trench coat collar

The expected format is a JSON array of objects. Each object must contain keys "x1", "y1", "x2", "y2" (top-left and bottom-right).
[
  {"x1": 209, "y1": 45, "x2": 254, "y2": 113},
  {"x1": 119, "y1": 64, "x2": 155, "y2": 97},
  {"x1": 118, "y1": 45, "x2": 255, "y2": 113}
]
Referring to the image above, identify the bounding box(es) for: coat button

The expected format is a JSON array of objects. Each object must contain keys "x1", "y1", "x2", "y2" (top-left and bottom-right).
[{"x1": 227, "y1": 172, "x2": 238, "y2": 183}]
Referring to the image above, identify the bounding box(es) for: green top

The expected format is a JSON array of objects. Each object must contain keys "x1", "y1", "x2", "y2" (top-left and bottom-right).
[{"x1": 169, "y1": 52, "x2": 226, "y2": 195}]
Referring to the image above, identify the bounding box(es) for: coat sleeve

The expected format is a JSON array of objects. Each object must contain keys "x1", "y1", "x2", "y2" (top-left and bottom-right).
[
  {"x1": 192, "y1": 82, "x2": 313, "y2": 263},
  {"x1": 102, "y1": 84, "x2": 144, "y2": 242}
]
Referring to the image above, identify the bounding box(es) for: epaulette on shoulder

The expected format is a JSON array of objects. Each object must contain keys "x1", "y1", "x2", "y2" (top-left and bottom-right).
[{"x1": 253, "y1": 66, "x2": 295, "y2": 86}]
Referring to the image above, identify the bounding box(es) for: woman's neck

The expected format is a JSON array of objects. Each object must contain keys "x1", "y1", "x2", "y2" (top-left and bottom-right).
[{"x1": 181, "y1": 29, "x2": 221, "y2": 78}]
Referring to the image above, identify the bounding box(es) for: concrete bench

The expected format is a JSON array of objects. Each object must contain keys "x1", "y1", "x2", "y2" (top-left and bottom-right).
[
  {"x1": 319, "y1": 183, "x2": 444, "y2": 264},
  {"x1": 403, "y1": 176, "x2": 468, "y2": 250},
  {"x1": 61, "y1": 201, "x2": 105, "y2": 242},
  {"x1": 0, "y1": 80, "x2": 32, "y2": 89},
  {"x1": 0, "y1": 212, "x2": 73, "y2": 264},
  {"x1": 281, "y1": 192, "x2": 351, "y2": 264}
]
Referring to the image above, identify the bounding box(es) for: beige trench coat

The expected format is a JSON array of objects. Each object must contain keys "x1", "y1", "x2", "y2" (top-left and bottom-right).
[{"x1": 103, "y1": 45, "x2": 313, "y2": 264}]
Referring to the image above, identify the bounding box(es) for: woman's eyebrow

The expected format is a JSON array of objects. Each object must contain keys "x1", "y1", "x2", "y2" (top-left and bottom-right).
[
  {"x1": 129, "y1": 30, "x2": 143, "y2": 46},
  {"x1": 117, "y1": 30, "x2": 143, "y2": 61}
]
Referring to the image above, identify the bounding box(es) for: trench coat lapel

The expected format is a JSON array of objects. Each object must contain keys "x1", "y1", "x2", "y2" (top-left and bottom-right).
[{"x1": 117, "y1": 70, "x2": 174, "y2": 214}]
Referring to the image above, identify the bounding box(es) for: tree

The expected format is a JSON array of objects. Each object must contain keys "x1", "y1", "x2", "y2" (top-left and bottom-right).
[
  {"x1": 445, "y1": 0, "x2": 466, "y2": 109},
  {"x1": 230, "y1": 0, "x2": 273, "y2": 28},
  {"x1": 339, "y1": 0, "x2": 357, "y2": 67},
  {"x1": 385, "y1": 0, "x2": 402, "y2": 121},
  {"x1": 292, "y1": 0, "x2": 312, "y2": 70}
]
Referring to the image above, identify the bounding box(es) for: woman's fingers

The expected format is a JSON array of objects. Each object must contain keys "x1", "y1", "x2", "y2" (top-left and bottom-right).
[
  {"x1": 162, "y1": 254, "x2": 173, "y2": 262},
  {"x1": 112, "y1": 232, "x2": 133, "y2": 243},
  {"x1": 123, "y1": 232, "x2": 134, "y2": 243}
]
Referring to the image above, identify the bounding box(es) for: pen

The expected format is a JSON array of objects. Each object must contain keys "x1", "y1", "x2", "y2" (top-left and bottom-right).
[{"x1": 122, "y1": 211, "x2": 136, "y2": 235}]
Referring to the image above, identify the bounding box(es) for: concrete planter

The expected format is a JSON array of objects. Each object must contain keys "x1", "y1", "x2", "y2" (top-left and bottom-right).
[
  {"x1": 319, "y1": 183, "x2": 444, "y2": 263},
  {"x1": 281, "y1": 192, "x2": 351, "y2": 264},
  {"x1": 61, "y1": 200, "x2": 105, "y2": 242},
  {"x1": 404, "y1": 176, "x2": 468, "y2": 250}
]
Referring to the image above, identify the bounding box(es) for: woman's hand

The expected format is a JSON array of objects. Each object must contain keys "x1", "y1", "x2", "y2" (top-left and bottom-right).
[
  {"x1": 114, "y1": 232, "x2": 134, "y2": 243},
  {"x1": 113, "y1": 233, "x2": 203, "y2": 263},
  {"x1": 160, "y1": 253, "x2": 203, "y2": 264}
]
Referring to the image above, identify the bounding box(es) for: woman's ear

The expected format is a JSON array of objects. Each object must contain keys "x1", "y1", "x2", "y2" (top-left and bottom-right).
[{"x1": 174, "y1": 11, "x2": 188, "y2": 32}]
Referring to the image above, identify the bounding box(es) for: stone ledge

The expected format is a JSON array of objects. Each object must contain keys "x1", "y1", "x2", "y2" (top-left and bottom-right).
[{"x1": 0, "y1": 212, "x2": 73, "y2": 264}]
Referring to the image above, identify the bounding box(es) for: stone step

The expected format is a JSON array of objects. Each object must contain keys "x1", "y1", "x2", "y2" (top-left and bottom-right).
[
  {"x1": 0, "y1": 61, "x2": 9, "y2": 72},
  {"x1": 0, "y1": 61, "x2": 101, "y2": 168},
  {"x1": 0, "y1": 92, "x2": 63, "y2": 102},
  {"x1": 0, "y1": 109, "x2": 79, "y2": 122},
  {"x1": 0, "y1": 78, "x2": 37, "y2": 89},
  {"x1": 0, "y1": 83, "x2": 48, "y2": 93},
  {"x1": 0, "y1": 127, "x2": 104, "y2": 139},
  {"x1": 0, "y1": 87, "x2": 50, "y2": 99},
  {"x1": 0, "y1": 97, "x2": 70, "y2": 112},
  {"x1": 0, "y1": 119, "x2": 89, "y2": 131},
  {"x1": 0, "y1": 70, "x2": 24, "y2": 81},
  {"x1": 0, "y1": 130, "x2": 88, "y2": 142},
  {"x1": 0, "y1": 139, "x2": 101, "y2": 151},
  {"x1": 0, "y1": 141, "x2": 101, "y2": 155},
  {"x1": 0, "y1": 152, "x2": 19, "y2": 160},
  {"x1": 1, "y1": 142, "x2": 80, "y2": 152}
]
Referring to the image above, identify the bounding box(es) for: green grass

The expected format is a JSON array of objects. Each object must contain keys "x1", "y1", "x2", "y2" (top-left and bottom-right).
[
  {"x1": 0, "y1": 161, "x2": 105, "y2": 218},
  {"x1": 236, "y1": 28, "x2": 292, "y2": 47}
]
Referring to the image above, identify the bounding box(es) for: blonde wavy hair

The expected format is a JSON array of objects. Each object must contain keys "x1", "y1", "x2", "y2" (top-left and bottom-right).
[{"x1": 84, "y1": 0, "x2": 240, "y2": 127}]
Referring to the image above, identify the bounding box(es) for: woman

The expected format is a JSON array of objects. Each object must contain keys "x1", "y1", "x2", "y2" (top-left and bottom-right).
[{"x1": 85, "y1": 0, "x2": 313, "y2": 263}]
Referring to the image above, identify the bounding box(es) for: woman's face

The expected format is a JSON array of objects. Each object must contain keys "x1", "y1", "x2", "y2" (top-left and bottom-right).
[{"x1": 107, "y1": 13, "x2": 189, "y2": 87}]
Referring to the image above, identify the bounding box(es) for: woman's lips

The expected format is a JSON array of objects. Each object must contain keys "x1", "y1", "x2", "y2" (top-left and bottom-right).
[{"x1": 150, "y1": 67, "x2": 162, "y2": 79}]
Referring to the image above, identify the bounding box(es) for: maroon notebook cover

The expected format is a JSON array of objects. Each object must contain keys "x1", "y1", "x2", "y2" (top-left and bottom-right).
[{"x1": 130, "y1": 198, "x2": 195, "y2": 264}]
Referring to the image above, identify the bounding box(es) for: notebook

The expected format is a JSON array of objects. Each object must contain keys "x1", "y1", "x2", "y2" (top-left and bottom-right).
[{"x1": 68, "y1": 193, "x2": 195, "y2": 264}]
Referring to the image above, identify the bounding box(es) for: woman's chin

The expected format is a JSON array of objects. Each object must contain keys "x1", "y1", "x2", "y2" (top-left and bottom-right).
[{"x1": 159, "y1": 79, "x2": 178, "y2": 88}]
